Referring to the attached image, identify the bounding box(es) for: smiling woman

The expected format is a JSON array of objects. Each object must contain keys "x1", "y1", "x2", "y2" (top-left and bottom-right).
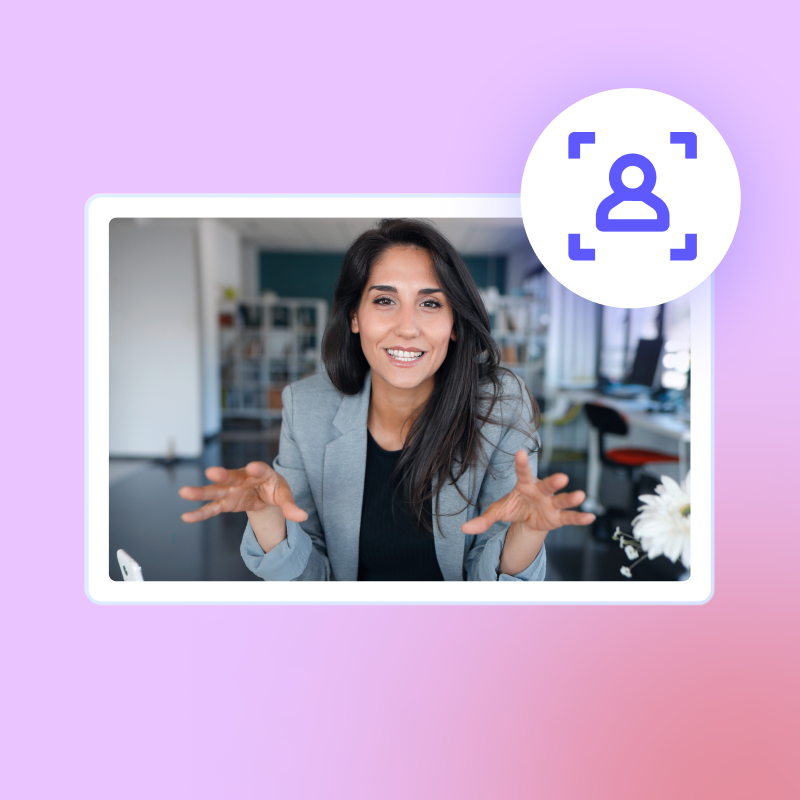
[
  {"x1": 179, "y1": 219, "x2": 595, "y2": 581},
  {"x1": 349, "y1": 246, "x2": 456, "y2": 451}
]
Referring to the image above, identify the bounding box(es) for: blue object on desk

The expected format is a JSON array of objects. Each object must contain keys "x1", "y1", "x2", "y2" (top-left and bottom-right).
[{"x1": 602, "y1": 383, "x2": 653, "y2": 399}]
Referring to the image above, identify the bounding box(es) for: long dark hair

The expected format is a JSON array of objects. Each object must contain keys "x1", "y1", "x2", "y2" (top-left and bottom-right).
[{"x1": 321, "y1": 218, "x2": 540, "y2": 533}]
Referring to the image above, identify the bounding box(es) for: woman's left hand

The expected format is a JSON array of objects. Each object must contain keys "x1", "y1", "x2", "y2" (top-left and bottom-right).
[{"x1": 461, "y1": 450, "x2": 596, "y2": 536}]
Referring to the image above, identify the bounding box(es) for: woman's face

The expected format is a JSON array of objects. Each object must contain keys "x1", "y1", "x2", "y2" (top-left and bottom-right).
[{"x1": 351, "y1": 245, "x2": 456, "y2": 396}]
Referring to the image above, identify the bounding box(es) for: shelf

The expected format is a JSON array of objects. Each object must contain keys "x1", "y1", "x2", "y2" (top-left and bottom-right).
[{"x1": 220, "y1": 296, "x2": 327, "y2": 423}]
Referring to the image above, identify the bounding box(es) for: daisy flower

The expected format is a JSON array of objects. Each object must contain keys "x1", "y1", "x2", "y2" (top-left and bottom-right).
[{"x1": 632, "y1": 472, "x2": 691, "y2": 569}]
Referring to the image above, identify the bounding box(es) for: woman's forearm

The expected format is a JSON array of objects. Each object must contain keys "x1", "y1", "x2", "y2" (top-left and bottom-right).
[
  {"x1": 499, "y1": 521, "x2": 546, "y2": 576},
  {"x1": 247, "y1": 505, "x2": 288, "y2": 554}
]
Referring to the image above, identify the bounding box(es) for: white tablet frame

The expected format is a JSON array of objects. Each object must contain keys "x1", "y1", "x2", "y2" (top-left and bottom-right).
[{"x1": 86, "y1": 195, "x2": 712, "y2": 604}]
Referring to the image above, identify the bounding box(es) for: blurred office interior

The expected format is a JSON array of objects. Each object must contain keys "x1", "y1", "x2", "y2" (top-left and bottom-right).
[{"x1": 109, "y1": 218, "x2": 690, "y2": 581}]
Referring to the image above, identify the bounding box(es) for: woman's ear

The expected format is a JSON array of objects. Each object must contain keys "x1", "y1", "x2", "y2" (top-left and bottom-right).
[
  {"x1": 450, "y1": 329, "x2": 456, "y2": 341},
  {"x1": 351, "y1": 314, "x2": 359, "y2": 334}
]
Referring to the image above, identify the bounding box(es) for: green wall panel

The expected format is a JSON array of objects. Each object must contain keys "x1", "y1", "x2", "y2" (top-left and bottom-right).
[
  {"x1": 259, "y1": 252, "x2": 506, "y2": 306},
  {"x1": 259, "y1": 252, "x2": 344, "y2": 307}
]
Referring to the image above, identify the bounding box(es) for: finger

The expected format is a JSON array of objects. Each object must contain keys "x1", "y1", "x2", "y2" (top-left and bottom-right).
[
  {"x1": 244, "y1": 461, "x2": 274, "y2": 481},
  {"x1": 551, "y1": 490, "x2": 586, "y2": 510},
  {"x1": 203, "y1": 461, "x2": 272, "y2": 486},
  {"x1": 533, "y1": 472, "x2": 570, "y2": 497},
  {"x1": 181, "y1": 500, "x2": 225, "y2": 523},
  {"x1": 273, "y1": 479, "x2": 308, "y2": 522},
  {"x1": 203, "y1": 465, "x2": 251, "y2": 487},
  {"x1": 461, "y1": 512, "x2": 496, "y2": 535},
  {"x1": 513, "y1": 450, "x2": 537, "y2": 489},
  {"x1": 461, "y1": 492, "x2": 526, "y2": 534},
  {"x1": 281, "y1": 502, "x2": 309, "y2": 523},
  {"x1": 204, "y1": 465, "x2": 234, "y2": 483},
  {"x1": 460, "y1": 499, "x2": 502, "y2": 534},
  {"x1": 556, "y1": 510, "x2": 596, "y2": 527},
  {"x1": 179, "y1": 484, "x2": 230, "y2": 502}
]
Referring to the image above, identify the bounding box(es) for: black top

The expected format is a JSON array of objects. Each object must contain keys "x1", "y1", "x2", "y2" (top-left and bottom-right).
[{"x1": 357, "y1": 430, "x2": 444, "y2": 581}]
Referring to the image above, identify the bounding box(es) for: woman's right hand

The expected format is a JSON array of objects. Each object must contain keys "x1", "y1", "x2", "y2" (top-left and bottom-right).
[{"x1": 179, "y1": 462, "x2": 308, "y2": 525}]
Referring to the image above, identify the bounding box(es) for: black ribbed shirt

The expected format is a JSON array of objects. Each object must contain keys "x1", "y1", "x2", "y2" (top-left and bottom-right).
[{"x1": 357, "y1": 430, "x2": 444, "y2": 581}]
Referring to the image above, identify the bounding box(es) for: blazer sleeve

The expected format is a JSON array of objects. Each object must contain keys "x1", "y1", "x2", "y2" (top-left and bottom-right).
[
  {"x1": 463, "y1": 378, "x2": 547, "y2": 582},
  {"x1": 240, "y1": 384, "x2": 333, "y2": 581}
]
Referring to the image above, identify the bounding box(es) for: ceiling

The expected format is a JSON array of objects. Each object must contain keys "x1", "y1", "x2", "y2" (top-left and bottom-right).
[{"x1": 222, "y1": 218, "x2": 530, "y2": 256}]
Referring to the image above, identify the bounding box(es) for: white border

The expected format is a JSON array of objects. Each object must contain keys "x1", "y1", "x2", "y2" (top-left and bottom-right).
[{"x1": 86, "y1": 195, "x2": 713, "y2": 604}]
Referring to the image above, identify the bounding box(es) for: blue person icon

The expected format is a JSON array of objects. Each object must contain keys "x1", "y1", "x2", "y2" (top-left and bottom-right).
[{"x1": 596, "y1": 153, "x2": 669, "y2": 232}]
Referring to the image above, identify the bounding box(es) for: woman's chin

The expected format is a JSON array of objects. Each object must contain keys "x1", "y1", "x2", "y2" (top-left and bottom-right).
[{"x1": 372, "y1": 367, "x2": 434, "y2": 393}]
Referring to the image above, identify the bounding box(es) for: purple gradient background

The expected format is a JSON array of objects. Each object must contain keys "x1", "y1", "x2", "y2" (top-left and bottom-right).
[{"x1": 3, "y1": 1, "x2": 798, "y2": 797}]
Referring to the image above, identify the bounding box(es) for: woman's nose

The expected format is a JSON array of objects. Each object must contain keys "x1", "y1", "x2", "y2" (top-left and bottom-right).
[{"x1": 393, "y1": 304, "x2": 420, "y2": 337}]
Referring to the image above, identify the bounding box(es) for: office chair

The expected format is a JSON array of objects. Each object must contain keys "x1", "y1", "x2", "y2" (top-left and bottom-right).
[{"x1": 583, "y1": 402, "x2": 679, "y2": 539}]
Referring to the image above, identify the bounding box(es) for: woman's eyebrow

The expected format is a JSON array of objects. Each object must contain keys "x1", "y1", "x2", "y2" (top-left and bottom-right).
[{"x1": 368, "y1": 285, "x2": 443, "y2": 294}]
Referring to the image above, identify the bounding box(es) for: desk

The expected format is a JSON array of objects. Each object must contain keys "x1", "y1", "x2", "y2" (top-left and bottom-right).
[{"x1": 542, "y1": 389, "x2": 690, "y2": 490}]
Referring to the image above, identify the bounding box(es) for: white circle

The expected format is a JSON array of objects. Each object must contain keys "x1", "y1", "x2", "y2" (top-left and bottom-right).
[
  {"x1": 520, "y1": 89, "x2": 741, "y2": 307},
  {"x1": 621, "y1": 166, "x2": 644, "y2": 188}
]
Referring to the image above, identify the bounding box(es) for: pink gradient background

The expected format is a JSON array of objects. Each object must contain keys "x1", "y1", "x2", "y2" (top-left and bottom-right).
[{"x1": 2, "y1": 1, "x2": 797, "y2": 797}]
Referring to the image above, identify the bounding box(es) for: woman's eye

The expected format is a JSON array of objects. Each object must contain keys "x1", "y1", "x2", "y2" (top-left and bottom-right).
[{"x1": 372, "y1": 296, "x2": 442, "y2": 308}]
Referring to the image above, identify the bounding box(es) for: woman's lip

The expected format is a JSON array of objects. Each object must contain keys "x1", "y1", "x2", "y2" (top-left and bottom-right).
[{"x1": 384, "y1": 349, "x2": 426, "y2": 367}]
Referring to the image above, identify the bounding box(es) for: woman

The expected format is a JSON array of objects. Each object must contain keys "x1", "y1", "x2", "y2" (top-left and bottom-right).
[{"x1": 179, "y1": 219, "x2": 595, "y2": 580}]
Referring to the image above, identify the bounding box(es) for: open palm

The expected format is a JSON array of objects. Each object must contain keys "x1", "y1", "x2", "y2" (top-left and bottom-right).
[
  {"x1": 179, "y1": 462, "x2": 308, "y2": 524},
  {"x1": 461, "y1": 450, "x2": 596, "y2": 535}
]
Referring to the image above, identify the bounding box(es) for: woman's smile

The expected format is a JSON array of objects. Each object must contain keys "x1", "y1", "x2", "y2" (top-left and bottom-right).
[{"x1": 384, "y1": 347, "x2": 426, "y2": 366}]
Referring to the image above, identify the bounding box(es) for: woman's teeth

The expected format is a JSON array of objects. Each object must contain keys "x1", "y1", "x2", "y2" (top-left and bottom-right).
[{"x1": 387, "y1": 349, "x2": 424, "y2": 362}]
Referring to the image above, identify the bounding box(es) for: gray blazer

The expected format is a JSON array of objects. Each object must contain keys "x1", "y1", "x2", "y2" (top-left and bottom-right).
[{"x1": 241, "y1": 370, "x2": 546, "y2": 581}]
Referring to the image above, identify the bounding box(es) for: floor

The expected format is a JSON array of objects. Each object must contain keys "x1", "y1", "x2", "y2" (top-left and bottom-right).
[
  {"x1": 109, "y1": 427, "x2": 685, "y2": 582},
  {"x1": 109, "y1": 432, "x2": 278, "y2": 581}
]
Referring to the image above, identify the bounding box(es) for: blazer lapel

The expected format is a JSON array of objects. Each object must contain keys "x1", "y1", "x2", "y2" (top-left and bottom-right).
[
  {"x1": 432, "y1": 468, "x2": 474, "y2": 582},
  {"x1": 322, "y1": 372, "x2": 371, "y2": 581}
]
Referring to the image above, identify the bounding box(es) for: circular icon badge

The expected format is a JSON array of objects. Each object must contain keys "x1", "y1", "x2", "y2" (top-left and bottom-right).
[{"x1": 520, "y1": 89, "x2": 740, "y2": 307}]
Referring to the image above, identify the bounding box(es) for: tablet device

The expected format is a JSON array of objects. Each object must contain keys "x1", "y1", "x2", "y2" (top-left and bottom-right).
[{"x1": 117, "y1": 549, "x2": 144, "y2": 581}]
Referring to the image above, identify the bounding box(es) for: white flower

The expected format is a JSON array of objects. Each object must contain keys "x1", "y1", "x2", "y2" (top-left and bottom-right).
[
  {"x1": 624, "y1": 545, "x2": 639, "y2": 561},
  {"x1": 632, "y1": 472, "x2": 691, "y2": 568},
  {"x1": 620, "y1": 566, "x2": 632, "y2": 578}
]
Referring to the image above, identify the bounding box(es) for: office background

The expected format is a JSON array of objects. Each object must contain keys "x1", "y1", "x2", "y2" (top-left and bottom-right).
[
  {"x1": 110, "y1": 217, "x2": 691, "y2": 582},
  {"x1": 4, "y1": 3, "x2": 796, "y2": 799}
]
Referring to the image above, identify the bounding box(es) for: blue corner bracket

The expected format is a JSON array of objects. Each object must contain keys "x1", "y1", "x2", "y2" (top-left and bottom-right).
[
  {"x1": 670, "y1": 132, "x2": 697, "y2": 158},
  {"x1": 670, "y1": 233, "x2": 697, "y2": 261},
  {"x1": 568, "y1": 132, "x2": 595, "y2": 159},
  {"x1": 569, "y1": 233, "x2": 595, "y2": 261}
]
